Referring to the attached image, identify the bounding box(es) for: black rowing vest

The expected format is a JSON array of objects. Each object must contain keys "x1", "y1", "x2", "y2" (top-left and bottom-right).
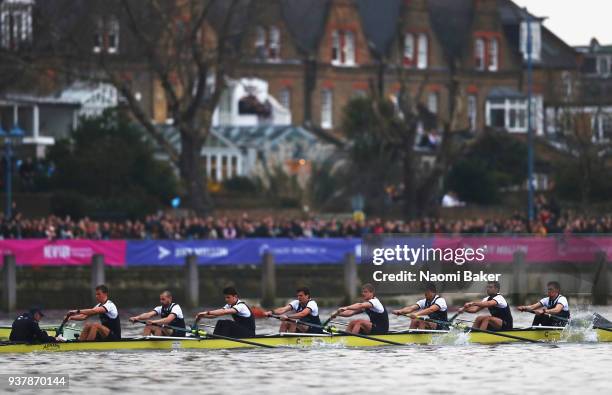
[
  {"x1": 97, "y1": 301, "x2": 121, "y2": 339},
  {"x1": 425, "y1": 295, "x2": 448, "y2": 323},
  {"x1": 487, "y1": 294, "x2": 513, "y2": 327},
  {"x1": 161, "y1": 303, "x2": 186, "y2": 330},
  {"x1": 365, "y1": 298, "x2": 389, "y2": 333},
  {"x1": 231, "y1": 301, "x2": 256, "y2": 333},
  {"x1": 295, "y1": 300, "x2": 322, "y2": 326},
  {"x1": 547, "y1": 295, "x2": 570, "y2": 319}
]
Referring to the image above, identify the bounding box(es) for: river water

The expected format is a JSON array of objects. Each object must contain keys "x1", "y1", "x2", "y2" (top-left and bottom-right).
[{"x1": 2, "y1": 307, "x2": 611, "y2": 395}]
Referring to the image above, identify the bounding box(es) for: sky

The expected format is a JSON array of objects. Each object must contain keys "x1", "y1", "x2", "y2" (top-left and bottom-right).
[{"x1": 511, "y1": 0, "x2": 612, "y2": 46}]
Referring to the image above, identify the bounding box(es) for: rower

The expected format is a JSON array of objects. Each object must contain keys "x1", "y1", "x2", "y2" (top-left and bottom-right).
[
  {"x1": 129, "y1": 290, "x2": 186, "y2": 336},
  {"x1": 331, "y1": 283, "x2": 389, "y2": 335},
  {"x1": 9, "y1": 307, "x2": 58, "y2": 344},
  {"x1": 195, "y1": 287, "x2": 256, "y2": 338},
  {"x1": 392, "y1": 282, "x2": 449, "y2": 330},
  {"x1": 459, "y1": 281, "x2": 513, "y2": 331},
  {"x1": 518, "y1": 281, "x2": 570, "y2": 327},
  {"x1": 265, "y1": 287, "x2": 323, "y2": 333},
  {"x1": 66, "y1": 284, "x2": 121, "y2": 341}
]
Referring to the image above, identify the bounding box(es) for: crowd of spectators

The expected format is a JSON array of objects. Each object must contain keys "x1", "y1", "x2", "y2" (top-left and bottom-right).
[{"x1": 0, "y1": 211, "x2": 611, "y2": 240}]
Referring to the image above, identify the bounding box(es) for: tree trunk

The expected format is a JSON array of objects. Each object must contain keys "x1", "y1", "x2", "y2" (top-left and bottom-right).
[
  {"x1": 179, "y1": 131, "x2": 212, "y2": 215},
  {"x1": 402, "y1": 148, "x2": 417, "y2": 219}
]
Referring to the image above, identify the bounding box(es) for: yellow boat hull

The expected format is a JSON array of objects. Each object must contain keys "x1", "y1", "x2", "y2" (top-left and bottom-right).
[{"x1": 1, "y1": 328, "x2": 610, "y2": 353}]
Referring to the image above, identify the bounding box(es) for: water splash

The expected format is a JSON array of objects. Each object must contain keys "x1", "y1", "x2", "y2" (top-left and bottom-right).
[{"x1": 430, "y1": 327, "x2": 470, "y2": 346}]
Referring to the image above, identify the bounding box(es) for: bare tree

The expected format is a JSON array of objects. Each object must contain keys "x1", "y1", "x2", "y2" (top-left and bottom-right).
[{"x1": 3, "y1": 0, "x2": 252, "y2": 214}]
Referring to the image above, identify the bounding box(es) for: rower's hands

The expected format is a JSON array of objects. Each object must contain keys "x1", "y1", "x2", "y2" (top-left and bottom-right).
[
  {"x1": 408, "y1": 313, "x2": 418, "y2": 319},
  {"x1": 195, "y1": 311, "x2": 209, "y2": 320},
  {"x1": 457, "y1": 307, "x2": 465, "y2": 314},
  {"x1": 65, "y1": 311, "x2": 78, "y2": 320},
  {"x1": 517, "y1": 306, "x2": 527, "y2": 312},
  {"x1": 129, "y1": 316, "x2": 139, "y2": 323},
  {"x1": 264, "y1": 311, "x2": 273, "y2": 318},
  {"x1": 463, "y1": 302, "x2": 474, "y2": 309},
  {"x1": 392, "y1": 310, "x2": 401, "y2": 316},
  {"x1": 533, "y1": 308, "x2": 545, "y2": 315},
  {"x1": 279, "y1": 314, "x2": 289, "y2": 321}
]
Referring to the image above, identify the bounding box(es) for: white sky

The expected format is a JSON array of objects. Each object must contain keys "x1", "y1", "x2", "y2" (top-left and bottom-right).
[{"x1": 511, "y1": 0, "x2": 612, "y2": 46}]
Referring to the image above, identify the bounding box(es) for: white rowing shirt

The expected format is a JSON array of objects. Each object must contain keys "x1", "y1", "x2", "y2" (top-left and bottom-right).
[
  {"x1": 224, "y1": 300, "x2": 251, "y2": 318},
  {"x1": 416, "y1": 295, "x2": 447, "y2": 312},
  {"x1": 97, "y1": 300, "x2": 118, "y2": 319},
  {"x1": 539, "y1": 295, "x2": 569, "y2": 311},
  {"x1": 154, "y1": 304, "x2": 184, "y2": 318},
  {"x1": 367, "y1": 297, "x2": 385, "y2": 313},
  {"x1": 289, "y1": 300, "x2": 319, "y2": 316},
  {"x1": 482, "y1": 294, "x2": 508, "y2": 308}
]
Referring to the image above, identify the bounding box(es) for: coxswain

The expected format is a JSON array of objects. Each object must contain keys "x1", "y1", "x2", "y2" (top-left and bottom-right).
[{"x1": 9, "y1": 307, "x2": 58, "y2": 343}]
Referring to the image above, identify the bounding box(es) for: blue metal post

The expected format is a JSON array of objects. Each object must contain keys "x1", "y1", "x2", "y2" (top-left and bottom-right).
[{"x1": 526, "y1": 11, "x2": 535, "y2": 221}]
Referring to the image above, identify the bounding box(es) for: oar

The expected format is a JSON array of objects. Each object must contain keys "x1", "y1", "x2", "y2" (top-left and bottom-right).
[
  {"x1": 448, "y1": 311, "x2": 462, "y2": 323},
  {"x1": 525, "y1": 310, "x2": 570, "y2": 323},
  {"x1": 593, "y1": 313, "x2": 612, "y2": 332},
  {"x1": 55, "y1": 313, "x2": 74, "y2": 337},
  {"x1": 320, "y1": 310, "x2": 338, "y2": 328},
  {"x1": 135, "y1": 320, "x2": 276, "y2": 349},
  {"x1": 412, "y1": 316, "x2": 543, "y2": 344},
  {"x1": 270, "y1": 314, "x2": 405, "y2": 346}
]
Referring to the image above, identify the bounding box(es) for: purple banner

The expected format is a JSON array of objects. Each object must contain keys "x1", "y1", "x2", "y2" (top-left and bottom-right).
[{"x1": 0, "y1": 240, "x2": 127, "y2": 266}]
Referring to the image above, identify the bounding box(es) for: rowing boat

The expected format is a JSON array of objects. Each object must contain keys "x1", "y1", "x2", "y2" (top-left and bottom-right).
[
  {"x1": 0, "y1": 325, "x2": 81, "y2": 341},
  {"x1": 1, "y1": 327, "x2": 610, "y2": 353}
]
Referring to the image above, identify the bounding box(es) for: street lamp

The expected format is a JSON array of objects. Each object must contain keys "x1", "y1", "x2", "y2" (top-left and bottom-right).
[{"x1": 0, "y1": 124, "x2": 24, "y2": 219}]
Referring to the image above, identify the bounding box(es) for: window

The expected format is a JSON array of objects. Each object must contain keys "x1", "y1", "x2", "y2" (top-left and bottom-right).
[
  {"x1": 417, "y1": 34, "x2": 428, "y2": 69},
  {"x1": 468, "y1": 95, "x2": 477, "y2": 132},
  {"x1": 486, "y1": 98, "x2": 528, "y2": 133},
  {"x1": 321, "y1": 89, "x2": 333, "y2": 129},
  {"x1": 231, "y1": 156, "x2": 239, "y2": 177},
  {"x1": 107, "y1": 17, "x2": 119, "y2": 54},
  {"x1": 403, "y1": 33, "x2": 414, "y2": 66},
  {"x1": 0, "y1": 0, "x2": 33, "y2": 50},
  {"x1": 597, "y1": 56, "x2": 611, "y2": 76},
  {"x1": 92, "y1": 16, "x2": 120, "y2": 54},
  {"x1": 268, "y1": 26, "x2": 280, "y2": 60},
  {"x1": 427, "y1": 92, "x2": 438, "y2": 114},
  {"x1": 254, "y1": 25, "x2": 280, "y2": 61},
  {"x1": 488, "y1": 38, "x2": 498, "y2": 71},
  {"x1": 279, "y1": 88, "x2": 291, "y2": 110},
  {"x1": 520, "y1": 21, "x2": 542, "y2": 62},
  {"x1": 331, "y1": 30, "x2": 357, "y2": 66},
  {"x1": 474, "y1": 38, "x2": 485, "y2": 70}
]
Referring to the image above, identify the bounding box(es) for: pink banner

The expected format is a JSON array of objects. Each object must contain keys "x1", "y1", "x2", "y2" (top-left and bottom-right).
[
  {"x1": 0, "y1": 240, "x2": 126, "y2": 266},
  {"x1": 432, "y1": 236, "x2": 612, "y2": 263}
]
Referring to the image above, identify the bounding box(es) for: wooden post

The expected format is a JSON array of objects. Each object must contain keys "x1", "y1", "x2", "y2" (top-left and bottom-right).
[
  {"x1": 512, "y1": 251, "x2": 527, "y2": 305},
  {"x1": 261, "y1": 252, "x2": 276, "y2": 307},
  {"x1": 2, "y1": 254, "x2": 17, "y2": 313},
  {"x1": 592, "y1": 251, "x2": 608, "y2": 305},
  {"x1": 91, "y1": 254, "x2": 105, "y2": 302},
  {"x1": 343, "y1": 252, "x2": 357, "y2": 305},
  {"x1": 185, "y1": 254, "x2": 199, "y2": 308}
]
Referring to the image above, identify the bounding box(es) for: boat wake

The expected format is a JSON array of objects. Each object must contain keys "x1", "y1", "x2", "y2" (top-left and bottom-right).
[{"x1": 430, "y1": 327, "x2": 470, "y2": 346}]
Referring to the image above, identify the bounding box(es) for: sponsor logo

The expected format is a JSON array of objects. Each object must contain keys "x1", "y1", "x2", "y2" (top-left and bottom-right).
[
  {"x1": 42, "y1": 343, "x2": 61, "y2": 351},
  {"x1": 43, "y1": 245, "x2": 93, "y2": 260},
  {"x1": 158, "y1": 246, "x2": 171, "y2": 259}
]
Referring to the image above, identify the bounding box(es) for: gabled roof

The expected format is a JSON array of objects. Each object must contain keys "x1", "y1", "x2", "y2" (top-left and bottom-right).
[
  {"x1": 281, "y1": 0, "x2": 330, "y2": 55},
  {"x1": 355, "y1": 0, "x2": 401, "y2": 59},
  {"x1": 428, "y1": 0, "x2": 474, "y2": 64}
]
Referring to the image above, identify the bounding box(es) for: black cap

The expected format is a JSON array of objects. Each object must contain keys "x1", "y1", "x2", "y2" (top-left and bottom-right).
[{"x1": 29, "y1": 307, "x2": 44, "y2": 317}]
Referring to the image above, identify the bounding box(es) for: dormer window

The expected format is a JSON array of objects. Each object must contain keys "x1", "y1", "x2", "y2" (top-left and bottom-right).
[
  {"x1": 474, "y1": 35, "x2": 499, "y2": 72},
  {"x1": 403, "y1": 32, "x2": 428, "y2": 69},
  {"x1": 0, "y1": 0, "x2": 33, "y2": 50},
  {"x1": 331, "y1": 30, "x2": 356, "y2": 66},
  {"x1": 93, "y1": 16, "x2": 120, "y2": 54},
  {"x1": 254, "y1": 25, "x2": 280, "y2": 61},
  {"x1": 520, "y1": 20, "x2": 542, "y2": 62}
]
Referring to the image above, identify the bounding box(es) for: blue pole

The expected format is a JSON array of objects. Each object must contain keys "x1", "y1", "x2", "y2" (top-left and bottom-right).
[
  {"x1": 526, "y1": 12, "x2": 535, "y2": 222},
  {"x1": 6, "y1": 141, "x2": 12, "y2": 219}
]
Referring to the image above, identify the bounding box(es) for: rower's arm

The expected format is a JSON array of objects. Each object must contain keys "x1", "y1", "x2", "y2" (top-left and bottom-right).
[
  {"x1": 153, "y1": 313, "x2": 177, "y2": 325},
  {"x1": 131, "y1": 311, "x2": 157, "y2": 321},
  {"x1": 414, "y1": 304, "x2": 440, "y2": 317},
  {"x1": 205, "y1": 308, "x2": 235, "y2": 317},
  {"x1": 288, "y1": 307, "x2": 311, "y2": 320},
  {"x1": 518, "y1": 302, "x2": 543, "y2": 312},
  {"x1": 76, "y1": 306, "x2": 106, "y2": 316},
  {"x1": 272, "y1": 305, "x2": 292, "y2": 315},
  {"x1": 68, "y1": 313, "x2": 88, "y2": 321},
  {"x1": 393, "y1": 304, "x2": 419, "y2": 315},
  {"x1": 545, "y1": 303, "x2": 564, "y2": 314}
]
